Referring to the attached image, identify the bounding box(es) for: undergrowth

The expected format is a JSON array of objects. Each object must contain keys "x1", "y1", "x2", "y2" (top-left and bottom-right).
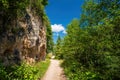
[{"x1": 0, "y1": 59, "x2": 50, "y2": 80}]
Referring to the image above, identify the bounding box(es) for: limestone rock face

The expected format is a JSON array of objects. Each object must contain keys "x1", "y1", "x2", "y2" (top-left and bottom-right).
[{"x1": 0, "y1": 8, "x2": 46, "y2": 66}]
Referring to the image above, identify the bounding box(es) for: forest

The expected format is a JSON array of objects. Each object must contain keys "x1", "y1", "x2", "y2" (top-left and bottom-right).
[{"x1": 54, "y1": 0, "x2": 120, "y2": 80}]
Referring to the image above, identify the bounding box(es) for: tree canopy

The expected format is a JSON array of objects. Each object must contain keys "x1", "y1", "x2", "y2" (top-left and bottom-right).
[{"x1": 55, "y1": 0, "x2": 120, "y2": 80}]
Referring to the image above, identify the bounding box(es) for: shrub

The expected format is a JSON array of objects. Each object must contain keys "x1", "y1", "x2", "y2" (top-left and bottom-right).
[{"x1": 0, "y1": 59, "x2": 50, "y2": 80}]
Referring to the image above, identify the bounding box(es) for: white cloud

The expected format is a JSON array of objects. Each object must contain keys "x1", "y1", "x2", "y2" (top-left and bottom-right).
[{"x1": 51, "y1": 24, "x2": 66, "y2": 34}]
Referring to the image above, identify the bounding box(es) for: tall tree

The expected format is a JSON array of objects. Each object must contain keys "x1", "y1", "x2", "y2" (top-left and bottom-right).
[
  {"x1": 62, "y1": 1, "x2": 120, "y2": 80},
  {"x1": 54, "y1": 36, "x2": 62, "y2": 59},
  {"x1": 62, "y1": 19, "x2": 81, "y2": 62},
  {"x1": 46, "y1": 17, "x2": 54, "y2": 53}
]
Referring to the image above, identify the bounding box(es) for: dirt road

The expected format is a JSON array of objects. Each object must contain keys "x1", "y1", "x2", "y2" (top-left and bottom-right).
[{"x1": 41, "y1": 59, "x2": 67, "y2": 80}]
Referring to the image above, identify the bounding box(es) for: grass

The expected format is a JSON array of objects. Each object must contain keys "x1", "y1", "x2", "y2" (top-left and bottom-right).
[
  {"x1": 34, "y1": 59, "x2": 50, "y2": 79},
  {"x1": 0, "y1": 59, "x2": 50, "y2": 80}
]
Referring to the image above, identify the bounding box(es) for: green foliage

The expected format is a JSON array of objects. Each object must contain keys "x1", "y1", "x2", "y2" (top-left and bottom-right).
[
  {"x1": 0, "y1": 0, "x2": 29, "y2": 10},
  {"x1": 54, "y1": 36, "x2": 63, "y2": 59},
  {"x1": 46, "y1": 17, "x2": 54, "y2": 53},
  {"x1": 0, "y1": 59, "x2": 50, "y2": 80},
  {"x1": 60, "y1": 0, "x2": 120, "y2": 80},
  {"x1": 30, "y1": 0, "x2": 48, "y2": 23},
  {"x1": 0, "y1": 0, "x2": 48, "y2": 35},
  {"x1": 0, "y1": 62, "x2": 8, "y2": 79},
  {"x1": 8, "y1": 63, "x2": 38, "y2": 80}
]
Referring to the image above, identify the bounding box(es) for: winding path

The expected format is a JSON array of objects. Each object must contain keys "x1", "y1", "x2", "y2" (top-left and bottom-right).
[{"x1": 41, "y1": 59, "x2": 67, "y2": 80}]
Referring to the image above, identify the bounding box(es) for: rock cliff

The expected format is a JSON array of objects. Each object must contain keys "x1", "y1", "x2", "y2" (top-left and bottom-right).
[{"x1": 0, "y1": 8, "x2": 46, "y2": 66}]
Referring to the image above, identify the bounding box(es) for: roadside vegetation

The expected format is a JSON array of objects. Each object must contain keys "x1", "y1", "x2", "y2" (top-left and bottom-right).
[
  {"x1": 54, "y1": 0, "x2": 120, "y2": 80},
  {"x1": 0, "y1": 59, "x2": 50, "y2": 80}
]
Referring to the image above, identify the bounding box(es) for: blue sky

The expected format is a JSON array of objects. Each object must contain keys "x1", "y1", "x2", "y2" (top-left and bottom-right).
[{"x1": 45, "y1": 0, "x2": 84, "y2": 42}]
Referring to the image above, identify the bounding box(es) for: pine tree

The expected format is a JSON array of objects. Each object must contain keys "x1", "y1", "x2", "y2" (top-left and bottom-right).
[
  {"x1": 54, "y1": 36, "x2": 62, "y2": 59},
  {"x1": 62, "y1": 19, "x2": 81, "y2": 64},
  {"x1": 46, "y1": 18, "x2": 54, "y2": 53},
  {"x1": 62, "y1": 0, "x2": 120, "y2": 80}
]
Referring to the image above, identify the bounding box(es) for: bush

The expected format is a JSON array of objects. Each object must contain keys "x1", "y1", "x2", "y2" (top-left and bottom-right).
[{"x1": 0, "y1": 59, "x2": 50, "y2": 80}]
